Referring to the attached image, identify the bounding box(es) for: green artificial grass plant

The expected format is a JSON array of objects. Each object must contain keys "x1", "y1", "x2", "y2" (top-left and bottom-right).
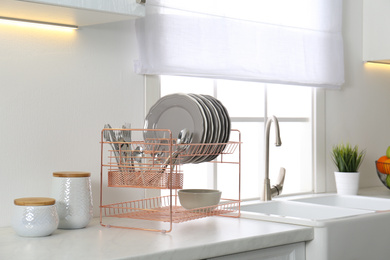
[{"x1": 331, "y1": 143, "x2": 366, "y2": 172}]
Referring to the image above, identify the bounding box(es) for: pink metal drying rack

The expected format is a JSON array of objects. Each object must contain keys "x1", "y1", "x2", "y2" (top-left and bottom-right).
[{"x1": 100, "y1": 128, "x2": 241, "y2": 233}]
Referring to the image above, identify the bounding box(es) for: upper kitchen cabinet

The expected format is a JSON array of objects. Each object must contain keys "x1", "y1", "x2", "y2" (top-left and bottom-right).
[
  {"x1": 363, "y1": 0, "x2": 390, "y2": 64},
  {"x1": 0, "y1": 0, "x2": 145, "y2": 27}
]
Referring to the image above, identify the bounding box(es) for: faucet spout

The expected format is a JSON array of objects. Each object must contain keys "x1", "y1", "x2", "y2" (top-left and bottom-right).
[
  {"x1": 262, "y1": 116, "x2": 284, "y2": 201},
  {"x1": 271, "y1": 117, "x2": 282, "y2": 147}
]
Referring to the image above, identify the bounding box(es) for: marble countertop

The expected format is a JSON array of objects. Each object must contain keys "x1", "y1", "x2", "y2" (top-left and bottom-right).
[{"x1": 0, "y1": 216, "x2": 313, "y2": 260}]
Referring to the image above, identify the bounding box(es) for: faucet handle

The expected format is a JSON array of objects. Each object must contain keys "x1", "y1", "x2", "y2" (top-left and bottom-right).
[
  {"x1": 271, "y1": 167, "x2": 286, "y2": 197},
  {"x1": 276, "y1": 167, "x2": 286, "y2": 185}
]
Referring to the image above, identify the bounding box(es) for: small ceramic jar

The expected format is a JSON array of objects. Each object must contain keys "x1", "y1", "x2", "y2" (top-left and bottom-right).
[
  {"x1": 51, "y1": 171, "x2": 93, "y2": 229},
  {"x1": 12, "y1": 197, "x2": 59, "y2": 237}
]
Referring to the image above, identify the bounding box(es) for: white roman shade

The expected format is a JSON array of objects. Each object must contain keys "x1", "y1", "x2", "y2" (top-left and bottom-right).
[{"x1": 135, "y1": 0, "x2": 344, "y2": 88}]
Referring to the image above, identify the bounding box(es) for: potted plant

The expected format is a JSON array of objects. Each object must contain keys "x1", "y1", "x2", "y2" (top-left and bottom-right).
[{"x1": 331, "y1": 143, "x2": 366, "y2": 195}]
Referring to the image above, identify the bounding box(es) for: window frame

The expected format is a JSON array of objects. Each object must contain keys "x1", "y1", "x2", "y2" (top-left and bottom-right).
[{"x1": 143, "y1": 75, "x2": 326, "y2": 198}]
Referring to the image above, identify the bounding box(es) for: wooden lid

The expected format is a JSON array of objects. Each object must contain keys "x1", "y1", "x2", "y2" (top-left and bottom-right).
[
  {"x1": 53, "y1": 171, "x2": 90, "y2": 178},
  {"x1": 14, "y1": 197, "x2": 55, "y2": 206}
]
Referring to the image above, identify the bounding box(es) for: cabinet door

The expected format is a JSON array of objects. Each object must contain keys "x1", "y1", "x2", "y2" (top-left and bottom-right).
[
  {"x1": 2, "y1": 0, "x2": 144, "y2": 27},
  {"x1": 363, "y1": 0, "x2": 390, "y2": 63},
  {"x1": 206, "y1": 242, "x2": 305, "y2": 260}
]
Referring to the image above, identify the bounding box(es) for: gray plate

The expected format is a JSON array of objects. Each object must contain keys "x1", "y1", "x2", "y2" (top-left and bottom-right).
[
  {"x1": 144, "y1": 93, "x2": 205, "y2": 164},
  {"x1": 201, "y1": 95, "x2": 231, "y2": 160},
  {"x1": 194, "y1": 94, "x2": 222, "y2": 163}
]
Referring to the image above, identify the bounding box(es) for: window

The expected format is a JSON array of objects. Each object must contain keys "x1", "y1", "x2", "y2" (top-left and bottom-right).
[{"x1": 157, "y1": 75, "x2": 314, "y2": 200}]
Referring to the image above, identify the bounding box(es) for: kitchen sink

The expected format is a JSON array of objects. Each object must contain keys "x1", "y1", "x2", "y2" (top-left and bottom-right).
[
  {"x1": 240, "y1": 199, "x2": 373, "y2": 227},
  {"x1": 240, "y1": 195, "x2": 390, "y2": 260},
  {"x1": 290, "y1": 194, "x2": 390, "y2": 211}
]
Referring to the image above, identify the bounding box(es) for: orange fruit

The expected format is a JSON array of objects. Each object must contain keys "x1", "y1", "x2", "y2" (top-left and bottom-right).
[{"x1": 377, "y1": 156, "x2": 390, "y2": 174}]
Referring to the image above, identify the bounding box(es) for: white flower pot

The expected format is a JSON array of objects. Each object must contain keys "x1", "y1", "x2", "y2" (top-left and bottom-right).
[{"x1": 334, "y1": 171, "x2": 360, "y2": 195}]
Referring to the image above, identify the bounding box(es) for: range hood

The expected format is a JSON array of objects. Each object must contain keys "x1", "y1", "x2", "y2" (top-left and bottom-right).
[{"x1": 0, "y1": 0, "x2": 144, "y2": 27}]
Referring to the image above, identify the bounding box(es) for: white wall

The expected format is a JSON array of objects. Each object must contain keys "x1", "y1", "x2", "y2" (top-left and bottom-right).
[
  {"x1": 1, "y1": 0, "x2": 390, "y2": 227},
  {"x1": 325, "y1": 0, "x2": 390, "y2": 192},
  {"x1": 0, "y1": 20, "x2": 145, "y2": 227}
]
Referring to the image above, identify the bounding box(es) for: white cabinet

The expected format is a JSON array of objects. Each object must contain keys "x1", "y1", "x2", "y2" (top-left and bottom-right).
[
  {"x1": 0, "y1": 0, "x2": 144, "y2": 27},
  {"x1": 363, "y1": 0, "x2": 390, "y2": 63},
  {"x1": 206, "y1": 242, "x2": 305, "y2": 260}
]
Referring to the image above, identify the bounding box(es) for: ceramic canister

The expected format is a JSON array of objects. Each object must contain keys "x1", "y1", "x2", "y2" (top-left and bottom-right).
[
  {"x1": 51, "y1": 171, "x2": 93, "y2": 229},
  {"x1": 12, "y1": 197, "x2": 59, "y2": 237}
]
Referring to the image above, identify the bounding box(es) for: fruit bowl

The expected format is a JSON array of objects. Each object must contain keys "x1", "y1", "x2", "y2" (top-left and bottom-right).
[{"x1": 375, "y1": 160, "x2": 390, "y2": 189}]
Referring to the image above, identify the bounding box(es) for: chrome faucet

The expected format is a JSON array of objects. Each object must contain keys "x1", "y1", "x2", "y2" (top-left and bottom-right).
[{"x1": 262, "y1": 116, "x2": 286, "y2": 201}]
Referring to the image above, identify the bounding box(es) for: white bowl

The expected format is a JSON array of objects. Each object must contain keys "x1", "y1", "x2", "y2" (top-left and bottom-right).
[{"x1": 178, "y1": 189, "x2": 222, "y2": 209}]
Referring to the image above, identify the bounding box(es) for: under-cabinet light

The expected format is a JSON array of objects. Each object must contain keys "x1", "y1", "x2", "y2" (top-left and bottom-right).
[
  {"x1": 365, "y1": 60, "x2": 390, "y2": 65},
  {"x1": 0, "y1": 16, "x2": 78, "y2": 31},
  {"x1": 364, "y1": 62, "x2": 390, "y2": 72}
]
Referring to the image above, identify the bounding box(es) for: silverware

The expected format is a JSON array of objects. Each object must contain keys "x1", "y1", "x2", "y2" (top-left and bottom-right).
[
  {"x1": 121, "y1": 123, "x2": 133, "y2": 171},
  {"x1": 106, "y1": 124, "x2": 118, "y2": 150},
  {"x1": 133, "y1": 146, "x2": 143, "y2": 163},
  {"x1": 104, "y1": 124, "x2": 123, "y2": 171},
  {"x1": 160, "y1": 129, "x2": 193, "y2": 173}
]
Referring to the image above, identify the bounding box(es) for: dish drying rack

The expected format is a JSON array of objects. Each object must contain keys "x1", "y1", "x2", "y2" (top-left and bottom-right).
[{"x1": 100, "y1": 128, "x2": 241, "y2": 233}]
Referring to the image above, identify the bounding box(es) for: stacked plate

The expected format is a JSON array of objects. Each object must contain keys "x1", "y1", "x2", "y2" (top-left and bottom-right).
[{"x1": 144, "y1": 93, "x2": 231, "y2": 164}]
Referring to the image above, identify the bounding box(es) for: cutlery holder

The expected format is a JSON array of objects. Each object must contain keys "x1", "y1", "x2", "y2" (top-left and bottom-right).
[{"x1": 108, "y1": 170, "x2": 183, "y2": 189}]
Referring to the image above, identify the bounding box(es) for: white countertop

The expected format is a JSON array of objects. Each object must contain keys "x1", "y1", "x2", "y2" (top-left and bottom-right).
[
  {"x1": 5, "y1": 187, "x2": 388, "y2": 260},
  {"x1": 0, "y1": 216, "x2": 313, "y2": 260},
  {"x1": 358, "y1": 186, "x2": 390, "y2": 198}
]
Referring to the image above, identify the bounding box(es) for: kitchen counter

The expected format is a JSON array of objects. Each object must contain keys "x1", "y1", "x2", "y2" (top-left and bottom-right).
[
  {"x1": 358, "y1": 186, "x2": 390, "y2": 197},
  {"x1": 2, "y1": 187, "x2": 389, "y2": 259},
  {"x1": 0, "y1": 216, "x2": 313, "y2": 260}
]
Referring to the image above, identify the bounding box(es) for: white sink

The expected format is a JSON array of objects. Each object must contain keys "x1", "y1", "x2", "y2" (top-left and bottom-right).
[
  {"x1": 240, "y1": 200, "x2": 373, "y2": 227},
  {"x1": 290, "y1": 194, "x2": 390, "y2": 211},
  {"x1": 240, "y1": 195, "x2": 390, "y2": 260}
]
